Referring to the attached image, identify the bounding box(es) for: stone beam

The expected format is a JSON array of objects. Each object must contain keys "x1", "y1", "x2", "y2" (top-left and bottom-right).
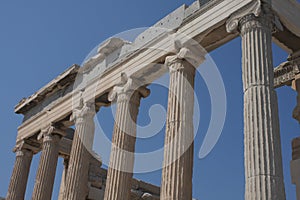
[
  {"x1": 87, "y1": 167, "x2": 160, "y2": 200},
  {"x1": 15, "y1": 65, "x2": 79, "y2": 115},
  {"x1": 59, "y1": 137, "x2": 73, "y2": 157},
  {"x1": 15, "y1": 0, "x2": 300, "y2": 143},
  {"x1": 15, "y1": 0, "x2": 254, "y2": 142},
  {"x1": 274, "y1": 51, "x2": 300, "y2": 88},
  {"x1": 274, "y1": 62, "x2": 300, "y2": 88}
]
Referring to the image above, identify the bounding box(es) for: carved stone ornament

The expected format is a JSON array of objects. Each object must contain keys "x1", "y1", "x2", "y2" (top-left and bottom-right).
[
  {"x1": 165, "y1": 47, "x2": 205, "y2": 72},
  {"x1": 226, "y1": 0, "x2": 262, "y2": 33},
  {"x1": 37, "y1": 124, "x2": 66, "y2": 141},
  {"x1": 13, "y1": 139, "x2": 40, "y2": 154},
  {"x1": 13, "y1": 142, "x2": 30, "y2": 155},
  {"x1": 70, "y1": 100, "x2": 96, "y2": 124},
  {"x1": 226, "y1": 0, "x2": 283, "y2": 33},
  {"x1": 108, "y1": 73, "x2": 150, "y2": 102}
]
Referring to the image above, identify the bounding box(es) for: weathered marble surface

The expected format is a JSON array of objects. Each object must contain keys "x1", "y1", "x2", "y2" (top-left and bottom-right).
[
  {"x1": 32, "y1": 125, "x2": 65, "y2": 200},
  {"x1": 227, "y1": 1, "x2": 286, "y2": 199},
  {"x1": 7, "y1": 0, "x2": 300, "y2": 200},
  {"x1": 104, "y1": 75, "x2": 150, "y2": 200},
  {"x1": 63, "y1": 102, "x2": 96, "y2": 200},
  {"x1": 160, "y1": 47, "x2": 204, "y2": 200}
]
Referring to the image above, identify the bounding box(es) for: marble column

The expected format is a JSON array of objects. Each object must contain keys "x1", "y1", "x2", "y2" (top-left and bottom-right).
[
  {"x1": 291, "y1": 137, "x2": 300, "y2": 200},
  {"x1": 227, "y1": 2, "x2": 286, "y2": 199},
  {"x1": 32, "y1": 125, "x2": 65, "y2": 200},
  {"x1": 291, "y1": 73, "x2": 300, "y2": 200},
  {"x1": 104, "y1": 74, "x2": 150, "y2": 200},
  {"x1": 292, "y1": 74, "x2": 300, "y2": 123},
  {"x1": 6, "y1": 141, "x2": 35, "y2": 200},
  {"x1": 58, "y1": 158, "x2": 69, "y2": 200},
  {"x1": 63, "y1": 101, "x2": 96, "y2": 200},
  {"x1": 160, "y1": 47, "x2": 204, "y2": 200}
]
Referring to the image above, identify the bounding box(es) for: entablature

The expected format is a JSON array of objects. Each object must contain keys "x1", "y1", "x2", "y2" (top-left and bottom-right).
[{"x1": 14, "y1": 0, "x2": 300, "y2": 143}]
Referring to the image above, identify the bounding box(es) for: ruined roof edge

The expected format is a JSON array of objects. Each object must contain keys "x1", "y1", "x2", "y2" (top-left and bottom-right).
[{"x1": 14, "y1": 64, "x2": 80, "y2": 114}]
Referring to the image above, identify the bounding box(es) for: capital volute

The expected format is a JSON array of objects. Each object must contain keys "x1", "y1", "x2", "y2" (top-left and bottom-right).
[
  {"x1": 226, "y1": 0, "x2": 283, "y2": 34},
  {"x1": 165, "y1": 47, "x2": 205, "y2": 73},
  {"x1": 13, "y1": 142, "x2": 28, "y2": 154},
  {"x1": 226, "y1": 1, "x2": 262, "y2": 33},
  {"x1": 37, "y1": 124, "x2": 66, "y2": 142},
  {"x1": 108, "y1": 73, "x2": 150, "y2": 102},
  {"x1": 71, "y1": 100, "x2": 96, "y2": 124},
  {"x1": 13, "y1": 139, "x2": 40, "y2": 155}
]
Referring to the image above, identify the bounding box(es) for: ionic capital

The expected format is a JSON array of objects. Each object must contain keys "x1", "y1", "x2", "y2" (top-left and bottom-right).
[
  {"x1": 226, "y1": 0, "x2": 282, "y2": 33},
  {"x1": 13, "y1": 140, "x2": 39, "y2": 155},
  {"x1": 108, "y1": 73, "x2": 150, "y2": 103},
  {"x1": 71, "y1": 100, "x2": 96, "y2": 124},
  {"x1": 165, "y1": 47, "x2": 205, "y2": 73},
  {"x1": 14, "y1": 148, "x2": 32, "y2": 158},
  {"x1": 38, "y1": 124, "x2": 66, "y2": 142}
]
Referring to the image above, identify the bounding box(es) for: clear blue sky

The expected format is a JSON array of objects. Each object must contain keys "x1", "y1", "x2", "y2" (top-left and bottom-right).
[{"x1": 0, "y1": 1, "x2": 299, "y2": 199}]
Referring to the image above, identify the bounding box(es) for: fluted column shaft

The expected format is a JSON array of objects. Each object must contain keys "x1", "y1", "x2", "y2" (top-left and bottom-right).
[
  {"x1": 292, "y1": 73, "x2": 300, "y2": 200},
  {"x1": 292, "y1": 74, "x2": 300, "y2": 123},
  {"x1": 6, "y1": 146, "x2": 33, "y2": 200},
  {"x1": 160, "y1": 47, "x2": 203, "y2": 200},
  {"x1": 32, "y1": 126, "x2": 65, "y2": 200},
  {"x1": 104, "y1": 76, "x2": 149, "y2": 200},
  {"x1": 291, "y1": 137, "x2": 300, "y2": 200},
  {"x1": 240, "y1": 14, "x2": 286, "y2": 199},
  {"x1": 58, "y1": 158, "x2": 69, "y2": 200},
  {"x1": 64, "y1": 102, "x2": 96, "y2": 200}
]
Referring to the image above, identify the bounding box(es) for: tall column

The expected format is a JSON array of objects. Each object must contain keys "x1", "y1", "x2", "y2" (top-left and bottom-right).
[
  {"x1": 291, "y1": 137, "x2": 300, "y2": 200},
  {"x1": 58, "y1": 158, "x2": 69, "y2": 200},
  {"x1": 227, "y1": 1, "x2": 286, "y2": 199},
  {"x1": 6, "y1": 141, "x2": 35, "y2": 200},
  {"x1": 292, "y1": 73, "x2": 300, "y2": 123},
  {"x1": 63, "y1": 101, "x2": 96, "y2": 200},
  {"x1": 291, "y1": 71, "x2": 300, "y2": 200},
  {"x1": 104, "y1": 74, "x2": 150, "y2": 200},
  {"x1": 160, "y1": 47, "x2": 204, "y2": 200},
  {"x1": 32, "y1": 125, "x2": 65, "y2": 200}
]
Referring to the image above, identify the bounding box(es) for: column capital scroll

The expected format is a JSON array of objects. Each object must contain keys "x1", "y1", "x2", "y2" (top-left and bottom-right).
[
  {"x1": 38, "y1": 124, "x2": 66, "y2": 141},
  {"x1": 226, "y1": 0, "x2": 283, "y2": 34},
  {"x1": 13, "y1": 140, "x2": 40, "y2": 154},
  {"x1": 108, "y1": 73, "x2": 150, "y2": 102},
  {"x1": 165, "y1": 47, "x2": 205, "y2": 73},
  {"x1": 70, "y1": 100, "x2": 96, "y2": 124}
]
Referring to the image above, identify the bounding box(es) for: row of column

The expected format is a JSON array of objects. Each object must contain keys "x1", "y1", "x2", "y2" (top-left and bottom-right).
[
  {"x1": 7, "y1": 1, "x2": 288, "y2": 199},
  {"x1": 6, "y1": 103, "x2": 96, "y2": 200},
  {"x1": 6, "y1": 125, "x2": 66, "y2": 200},
  {"x1": 6, "y1": 46, "x2": 202, "y2": 200},
  {"x1": 6, "y1": 142, "x2": 34, "y2": 200}
]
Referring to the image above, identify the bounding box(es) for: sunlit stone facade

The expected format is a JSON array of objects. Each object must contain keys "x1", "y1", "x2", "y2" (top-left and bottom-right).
[{"x1": 6, "y1": 0, "x2": 300, "y2": 199}]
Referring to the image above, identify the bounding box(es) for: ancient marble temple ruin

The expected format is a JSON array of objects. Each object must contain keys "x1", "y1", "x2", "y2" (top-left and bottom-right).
[{"x1": 6, "y1": 0, "x2": 300, "y2": 199}]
